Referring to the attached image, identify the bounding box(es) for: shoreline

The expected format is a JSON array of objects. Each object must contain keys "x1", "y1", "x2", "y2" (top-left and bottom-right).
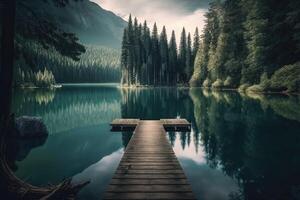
[
  {"x1": 14, "y1": 83, "x2": 299, "y2": 95},
  {"x1": 120, "y1": 85, "x2": 300, "y2": 95},
  {"x1": 15, "y1": 84, "x2": 62, "y2": 89}
]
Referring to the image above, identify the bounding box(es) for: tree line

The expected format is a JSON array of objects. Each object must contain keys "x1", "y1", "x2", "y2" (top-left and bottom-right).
[
  {"x1": 190, "y1": 0, "x2": 300, "y2": 93},
  {"x1": 121, "y1": 15, "x2": 200, "y2": 86},
  {"x1": 14, "y1": 41, "x2": 121, "y2": 87}
]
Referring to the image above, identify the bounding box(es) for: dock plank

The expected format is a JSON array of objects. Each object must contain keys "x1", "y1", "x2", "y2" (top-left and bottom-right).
[
  {"x1": 104, "y1": 192, "x2": 196, "y2": 200},
  {"x1": 104, "y1": 120, "x2": 195, "y2": 200}
]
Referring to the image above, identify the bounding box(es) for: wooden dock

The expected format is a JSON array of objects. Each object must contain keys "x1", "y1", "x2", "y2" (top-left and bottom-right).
[{"x1": 104, "y1": 119, "x2": 196, "y2": 200}]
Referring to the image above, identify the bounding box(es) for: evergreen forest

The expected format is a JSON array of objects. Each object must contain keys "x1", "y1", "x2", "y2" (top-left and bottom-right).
[
  {"x1": 14, "y1": 42, "x2": 121, "y2": 87},
  {"x1": 120, "y1": 15, "x2": 200, "y2": 86},
  {"x1": 121, "y1": 1, "x2": 300, "y2": 93},
  {"x1": 190, "y1": 0, "x2": 300, "y2": 93}
]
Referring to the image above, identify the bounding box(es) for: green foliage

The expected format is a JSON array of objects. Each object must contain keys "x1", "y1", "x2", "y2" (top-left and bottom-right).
[
  {"x1": 238, "y1": 84, "x2": 250, "y2": 93},
  {"x1": 203, "y1": 78, "x2": 212, "y2": 88},
  {"x1": 246, "y1": 84, "x2": 264, "y2": 93},
  {"x1": 185, "y1": 33, "x2": 193, "y2": 82},
  {"x1": 16, "y1": 0, "x2": 86, "y2": 61},
  {"x1": 121, "y1": 16, "x2": 195, "y2": 86},
  {"x1": 35, "y1": 68, "x2": 56, "y2": 87},
  {"x1": 190, "y1": 2, "x2": 221, "y2": 86},
  {"x1": 259, "y1": 72, "x2": 270, "y2": 89},
  {"x1": 160, "y1": 26, "x2": 169, "y2": 85},
  {"x1": 242, "y1": 0, "x2": 269, "y2": 84},
  {"x1": 15, "y1": 67, "x2": 55, "y2": 88},
  {"x1": 191, "y1": 0, "x2": 300, "y2": 94},
  {"x1": 14, "y1": 40, "x2": 121, "y2": 85},
  {"x1": 269, "y1": 63, "x2": 300, "y2": 93},
  {"x1": 212, "y1": 79, "x2": 224, "y2": 89},
  {"x1": 179, "y1": 28, "x2": 187, "y2": 83},
  {"x1": 190, "y1": 49, "x2": 202, "y2": 87},
  {"x1": 168, "y1": 31, "x2": 178, "y2": 85},
  {"x1": 224, "y1": 76, "x2": 233, "y2": 88},
  {"x1": 192, "y1": 27, "x2": 200, "y2": 62},
  {"x1": 189, "y1": 42, "x2": 208, "y2": 87}
]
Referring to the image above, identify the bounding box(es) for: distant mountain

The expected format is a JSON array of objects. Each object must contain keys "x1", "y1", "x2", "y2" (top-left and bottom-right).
[{"x1": 21, "y1": 0, "x2": 127, "y2": 49}]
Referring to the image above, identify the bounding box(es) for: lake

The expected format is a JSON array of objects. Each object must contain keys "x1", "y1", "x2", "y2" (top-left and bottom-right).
[{"x1": 10, "y1": 84, "x2": 300, "y2": 200}]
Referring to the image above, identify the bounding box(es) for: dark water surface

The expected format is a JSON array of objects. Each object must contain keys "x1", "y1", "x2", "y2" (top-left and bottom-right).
[{"x1": 10, "y1": 84, "x2": 300, "y2": 200}]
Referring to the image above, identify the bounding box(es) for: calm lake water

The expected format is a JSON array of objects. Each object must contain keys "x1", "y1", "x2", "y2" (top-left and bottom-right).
[{"x1": 10, "y1": 84, "x2": 300, "y2": 200}]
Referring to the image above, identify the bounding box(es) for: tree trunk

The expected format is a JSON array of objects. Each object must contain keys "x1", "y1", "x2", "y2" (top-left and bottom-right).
[{"x1": 0, "y1": 0, "x2": 16, "y2": 126}]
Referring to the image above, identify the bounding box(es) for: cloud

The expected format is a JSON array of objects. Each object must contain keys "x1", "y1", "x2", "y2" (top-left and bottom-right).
[{"x1": 92, "y1": 0, "x2": 211, "y2": 42}]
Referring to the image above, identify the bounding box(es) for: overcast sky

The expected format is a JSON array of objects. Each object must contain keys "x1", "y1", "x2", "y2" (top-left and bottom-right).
[{"x1": 92, "y1": 0, "x2": 212, "y2": 42}]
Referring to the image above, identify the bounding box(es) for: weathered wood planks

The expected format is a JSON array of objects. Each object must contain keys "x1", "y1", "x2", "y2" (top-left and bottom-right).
[{"x1": 104, "y1": 120, "x2": 196, "y2": 200}]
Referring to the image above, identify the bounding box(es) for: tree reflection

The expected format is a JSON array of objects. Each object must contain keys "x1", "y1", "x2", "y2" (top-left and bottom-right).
[
  {"x1": 12, "y1": 87, "x2": 121, "y2": 134},
  {"x1": 190, "y1": 88, "x2": 300, "y2": 200},
  {"x1": 120, "y1": 88, "x2": 196, "y2": 150},
  {"x1": 120, "y1": 88, "x2": 195, "y2": 120},
  {"x1": 121, "y1": 132, "x2": 133, "y2": 148}
]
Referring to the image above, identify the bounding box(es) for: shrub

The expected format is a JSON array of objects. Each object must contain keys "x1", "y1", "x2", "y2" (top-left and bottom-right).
[
  {"x1": 34, "y1": 68, "x2": 56, "y2": 87},
  {"x1": 269, "y1": 62, "x2": 300, "y2": 93},
  {"x1": 212, "y1": 79, "x2": 223, "y2": 88},
  {"x1": 259, "y1": 72, "x2": 270, "y2": 89},
  {"x1": 246, "y1": 84, "x2": 264, "y2": 93},
  {"x1": 202, "y1": 78, "x2": 211, "y2": 88},
  {"x1": 224, "y1": 76, "x2": 233, "y2": 88},
  {"x1": 189, "y1": 75, "x2": 202, "y2": 87},
  {"x1": 238, "y1": 84, "x2": 250, "y2": 93}
]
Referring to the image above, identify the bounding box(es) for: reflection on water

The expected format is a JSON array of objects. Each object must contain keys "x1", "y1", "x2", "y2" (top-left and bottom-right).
[
  {"x1": 10, "y1": 86, "x2": 300, "y2": 200},
  {"x1": 12, "y1": 87, "x2": 121, "y2": 134},
  {"x1": 189, "y1": 88, "x2": 300, "y2": 200}
]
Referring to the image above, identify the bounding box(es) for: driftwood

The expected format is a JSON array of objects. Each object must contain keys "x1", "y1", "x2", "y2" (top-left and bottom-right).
[{"x1": 0, "y1": 116, "x2": 90, "y2": 200}]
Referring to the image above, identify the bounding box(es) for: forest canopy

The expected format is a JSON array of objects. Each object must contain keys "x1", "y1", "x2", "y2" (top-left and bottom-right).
[
  {"x1": 120, "y1": 15, "x2": 200, "y2": 86},
  {"x1": 14, "y1": 42, "x2": 121, "y2": 87},
  {"x1": 13, "y1": 0, "x2": 122, "y2": 87},
  {"x1": 190, "y1": 0, "x2": 300, "y2": 93}
]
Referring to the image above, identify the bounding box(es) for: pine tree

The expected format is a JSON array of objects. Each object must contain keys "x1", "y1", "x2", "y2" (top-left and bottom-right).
[
  {"x1": 168, "y1": 30, "x2": 178, "y2": 85},
  {"x1": 242, "y1": 0, "x2": 269, "y2": 84},
  {"x1": 127, "y1": 14, "x2": 134, "y2": 86},
  {"x1": 179, "y1": 27, "x2": 187, "y2": 83},
  {"x1": 205, "y1": 1, "x2": 222, "y2": 84},
  {"x1": 132, "y1": 17, "x2": 139, "y2": 85},
  {"x1": 185, "y1": 33, "x2": 193, "y2": 83},
  {"x1": 160, "y1": 26, "x2": 169, "y2": 85},
  {"x1": 208, "y1": 0, "x2": 245, "y2": 87},
  {"x1": 142, "y1": 20, "x2": 151, "y2": 85},
  {"x1": 190, "y1": 2, "x2": 220, "y2": 87},
  {"x1": 192, "y1": 27, "x2": 200, "y2": 62},
  {"x1": 151, "y1": 23, "x2": 160, "y2": 85},
  {"x1": 121, "y1": 28, "x2": 129, "y2": 85}
]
